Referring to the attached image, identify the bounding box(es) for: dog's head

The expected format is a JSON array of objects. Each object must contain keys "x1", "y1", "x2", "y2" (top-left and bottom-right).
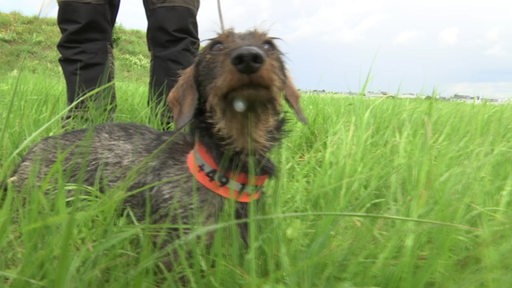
[{"x1": 168, "y1": 29, "x2": 307, "y2": 152}]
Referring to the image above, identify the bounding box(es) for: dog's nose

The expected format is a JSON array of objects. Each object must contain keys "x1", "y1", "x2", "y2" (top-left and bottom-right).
[{"x1": 230, "y1": 46, "x2": 266, "y2": 74}]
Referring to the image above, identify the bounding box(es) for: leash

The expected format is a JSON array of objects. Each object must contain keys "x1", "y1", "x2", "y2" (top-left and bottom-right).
[{"x1": 217, "y1": 0, "x2": 225, "y2": 32}]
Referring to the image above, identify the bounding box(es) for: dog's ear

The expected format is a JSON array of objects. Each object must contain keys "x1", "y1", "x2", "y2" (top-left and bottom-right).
[
  {"x1": 167, "y1": 66, "x2": 198, "y2": 129},
  {"x1": 283, "y1": 75, "x2": 308, "y2": 124}
]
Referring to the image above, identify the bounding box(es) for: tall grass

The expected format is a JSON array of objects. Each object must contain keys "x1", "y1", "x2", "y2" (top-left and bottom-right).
[
  {"x1": 2, "y1": 71, "x2": 512, "y2": 287},
  {"x1": 2, "y1": 12, "x2": 512, "y2": 288}
]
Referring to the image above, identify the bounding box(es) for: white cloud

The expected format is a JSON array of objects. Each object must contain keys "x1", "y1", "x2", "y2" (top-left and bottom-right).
[
  {"x1": 284, "y1": 1, "x2": 388, "y2": 44},
  {"x1": 482, "y1": 26, "x2": 510, "y2": 57},
  {"x1": 393, "y1": 30, "x2": 419, "y2": 46},
  {"x1": 438, "y1": 27, "x2": 459, "y2": 46},
  {"x1": 485, "y1": 44, "x2": 507, "y2": 57},
  {"x1": 485, "y1": 26, "x2": 501, "y2": 42}
]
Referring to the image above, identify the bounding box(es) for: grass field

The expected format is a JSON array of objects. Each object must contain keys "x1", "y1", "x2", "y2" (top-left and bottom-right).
[{"x1": 2, "y1": 12, "x2": 512, "y2": 288}]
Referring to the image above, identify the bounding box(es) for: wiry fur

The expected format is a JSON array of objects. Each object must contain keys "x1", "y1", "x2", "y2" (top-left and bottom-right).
[{"x1": 8, "y1": 29, "x2": 307, "y2": 268}]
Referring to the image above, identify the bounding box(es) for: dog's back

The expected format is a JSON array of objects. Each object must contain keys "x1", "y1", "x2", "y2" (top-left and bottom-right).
[
  {"x1": 9, "y1": 123, "x2": 199, "y2": 220},
  {"x1": 12, "y1": 123, "x2": 178, "y2": 183}
]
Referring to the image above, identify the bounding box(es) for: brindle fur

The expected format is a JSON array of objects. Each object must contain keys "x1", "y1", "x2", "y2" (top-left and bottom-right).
[{"x1": 8, "y1": 29, "x2": 307, "y2": 267}]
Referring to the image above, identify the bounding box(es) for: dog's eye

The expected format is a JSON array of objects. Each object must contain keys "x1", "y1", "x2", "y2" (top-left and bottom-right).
[
  {"x1": 262, "y1": 40, "x2": 276, "y2": 52},
  {"x1": 210, "y1": 41, "x2": 225, "y2": 52}
]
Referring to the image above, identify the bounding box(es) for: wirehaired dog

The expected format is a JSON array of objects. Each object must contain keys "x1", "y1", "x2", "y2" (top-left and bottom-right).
[{"x1": 8, "y1": 29, "x2": 307, "y2": 266}]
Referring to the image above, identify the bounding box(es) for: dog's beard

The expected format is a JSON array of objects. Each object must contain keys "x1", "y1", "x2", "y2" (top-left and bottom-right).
[{"x1": 206, "y1": 86, "x2": 282, "y2": 154}]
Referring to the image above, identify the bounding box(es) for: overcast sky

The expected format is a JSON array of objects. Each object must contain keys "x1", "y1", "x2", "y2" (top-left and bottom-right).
[{"x1": 2, "y1": 0, "x2": 511, "y2": 98}]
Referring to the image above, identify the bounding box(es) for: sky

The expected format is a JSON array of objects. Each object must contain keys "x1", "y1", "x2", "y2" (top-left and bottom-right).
[{"x1": 2, "y1": 0, "x2": 512, "y2": 98}]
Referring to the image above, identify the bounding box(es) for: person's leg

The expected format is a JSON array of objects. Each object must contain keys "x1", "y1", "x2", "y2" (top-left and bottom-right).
[
  {"x1": 57, "y1": 0, "x2": 120, "y2": 124},
  {"x1": 143, "y1": 0, "x2": 200, "y2": 127}
]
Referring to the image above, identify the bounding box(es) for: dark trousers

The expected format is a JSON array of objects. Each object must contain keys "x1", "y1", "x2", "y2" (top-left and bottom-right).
[{"x1": 57, "y1": 0, "x2": 199, "y2": 123}]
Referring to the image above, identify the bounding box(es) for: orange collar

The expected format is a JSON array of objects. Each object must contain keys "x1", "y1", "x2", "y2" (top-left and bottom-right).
[{"x1": 186, "y1": 143, "x2": 268, "y2": 202}]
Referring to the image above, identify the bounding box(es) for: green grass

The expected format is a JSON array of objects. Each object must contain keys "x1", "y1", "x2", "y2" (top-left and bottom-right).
[
  {"x1": 0, "y1": 12, "x2": 149, "y2": 81},
  {"x1": 2, "y1": 11, "x2": 512, "y2": 288}
]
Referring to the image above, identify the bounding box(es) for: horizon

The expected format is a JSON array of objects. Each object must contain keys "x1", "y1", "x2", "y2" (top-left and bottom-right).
[{"x1": 1, "y1": 0, "x2": 511, "y2": 99}]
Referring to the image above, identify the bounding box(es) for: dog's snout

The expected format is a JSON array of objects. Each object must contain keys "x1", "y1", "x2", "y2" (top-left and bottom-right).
[{"x1": 230, "y1": 46, "x2": 266, "y2": 74}]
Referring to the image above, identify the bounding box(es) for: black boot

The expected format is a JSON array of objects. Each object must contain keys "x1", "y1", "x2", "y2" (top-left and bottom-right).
[
  {"x1": 143, "y1": 2, "x2": 200, "y2": 129},
  {"x1": 57, "y1": 0, "x2": 120, "y2": 127}
]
